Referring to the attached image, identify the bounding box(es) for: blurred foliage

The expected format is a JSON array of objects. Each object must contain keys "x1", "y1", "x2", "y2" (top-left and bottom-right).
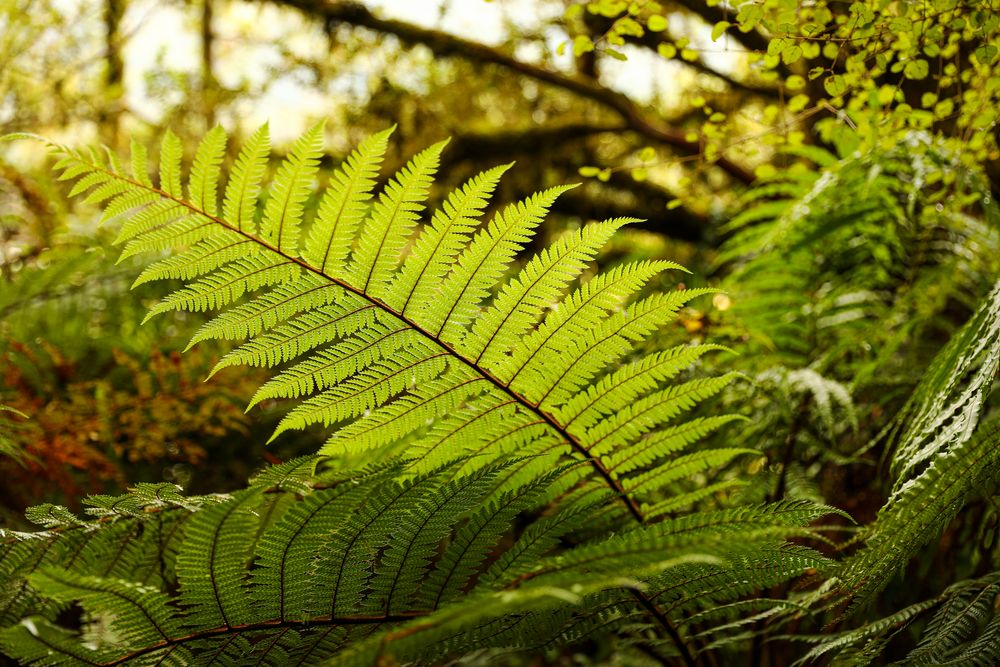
[
  {"x1": 0, "y1": 342, "x2": 258, "y2": 509},
  {"x1": 0, "y1": 0, "x2": 998, "y2": 664}
]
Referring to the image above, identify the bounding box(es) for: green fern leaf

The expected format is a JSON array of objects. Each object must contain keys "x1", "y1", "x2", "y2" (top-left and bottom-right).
[
  {"x1": 260, "y1": 121, "x2": 325, "y2": 252},
  {"x1": 222, "y1": 122, "x2": 270, "y2": 234}
]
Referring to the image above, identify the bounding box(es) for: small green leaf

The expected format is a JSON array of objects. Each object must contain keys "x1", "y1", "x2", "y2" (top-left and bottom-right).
[
  {"x1": 573, "y1": 35, "x2": 595, "y2": 56},
  {"x1": 824, "y1": 74, "x2": 848, "y2": 96},
  {"x1": 975, "y1": 44, "x2": 999, "y2": 64},
  {"x1": 786, "y1": 75, "x2": 805, "y2": 90},
  {"x1": 657, "y1": 43, "x2": 677, "y2": 58},
  {"x1": 903, "y1": 59, "x2": 929, "y2": 80},
  {"x1": 648, "y1": 14, "x2": 668, "y2": 32},
  {"x1": 711, "y1": 21, "x2": 730, "y2": 41}
]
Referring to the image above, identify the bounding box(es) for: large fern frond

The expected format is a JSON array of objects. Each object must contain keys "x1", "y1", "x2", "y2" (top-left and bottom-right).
[
  {"x1": 838, "y1": 281, "x2": 1000, "y2": 611},
  {"x1": 8, "y1": 126, "x2": 740, "y2": 524},
  {"x1": 0, "y1": 459, "x2": 837, "y2": 666}
]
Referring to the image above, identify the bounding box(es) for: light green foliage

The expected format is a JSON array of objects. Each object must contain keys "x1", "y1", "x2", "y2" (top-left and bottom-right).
[
  {"x1": 10, "y1": 125, "x2": 743, "y2": 523},
  {"x1": 564, "y1": 0, "x2": 1000, "y2": 198},
  {"x1": 0, "y1": 126, "x2": 842, "y2": 665},
  {"x1": 738, "y1": 0, "x2": 1000, "y2": 162}
]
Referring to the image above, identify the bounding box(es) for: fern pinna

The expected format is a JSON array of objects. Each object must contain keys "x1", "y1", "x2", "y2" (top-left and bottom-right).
[{"x1": 0, "y1": 125, "x2": 836, "y2": 665}]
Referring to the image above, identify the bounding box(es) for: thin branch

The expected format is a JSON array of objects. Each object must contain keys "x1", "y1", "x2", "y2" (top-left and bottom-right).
[
  {"x1": 581, "y1": 14, "x2": 780, "y2": 99},
  {"x1": 267, "y1": 0, "x2": 755, "y2": 185}
]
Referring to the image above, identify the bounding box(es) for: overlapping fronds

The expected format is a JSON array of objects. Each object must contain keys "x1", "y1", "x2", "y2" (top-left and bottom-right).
[
  {"x1": 0, "y1": 124, "x2": 819, "y2": 665},
  {"x1": 717, "y1": 138, "x2": 999, "y2": 379},
  {"x1": 792, "y1": 571, "x2": 1000, "y2": 666},
  {"x1": 0, "y1": 457, "x2": 836, "y2": 665},
  {"x1": 838, "y1": 282, "x2": 1000, "y2": 611},
  {"x1": 5, "y1": 125, "x2": 740, "y2": 524}
]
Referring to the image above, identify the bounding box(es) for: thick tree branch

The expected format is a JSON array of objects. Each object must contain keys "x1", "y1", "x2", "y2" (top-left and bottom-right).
[
  {"x1": 443, "y1": 122, "x2": 626, "y2": 165},
  {"x1": 267, "y1": 0, "x2": 754, "y2": 185}
]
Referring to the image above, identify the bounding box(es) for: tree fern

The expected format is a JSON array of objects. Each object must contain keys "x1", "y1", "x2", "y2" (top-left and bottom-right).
[
  {"x1": 792, "y1": 571, "x2": 1000, "y2": 666},
  {"x1": 717, "y1": 138, "x2": 999, "y2": 379},
  {"x1": 837, "y1": 282, "x2": 1000, "y2": 612},
  {"x1": 4, "y1": 125, "x2": 740, "y2": 523},
  {"x1": 0, "y1": 125, "x2": 841, "y2": 665}
]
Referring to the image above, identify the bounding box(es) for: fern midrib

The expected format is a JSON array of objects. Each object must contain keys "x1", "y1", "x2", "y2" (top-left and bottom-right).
[
  {"x1": 591, "y1": 379, "x2": 730, "y2": 453},
  {"x1": 343, "y1": 377, "x2": 487, "y2": 441},
  {"x1": 400, "y1": 218, "x2": 458, "y2": 315},
  {"x1": 328, "y1": 480, "x2": 427, "y2": 618},
  {"x1": 473, "y1": 241, "x2": 579, "y2": 365},
  {"x1": 243, "y1": 304, "x2": 378, "y2": 363},
  {"x1": 272, "y1": 158, "x2": 309, "y2": 252},
  {"x1": 382, "y1": 473, "x2": 474, "y2": 615},
  {"x1": 204, "y1": 497, "x2": 244, "y2": 628},
  {"x1": 317, "y1": 169, "x2": 372, "y2": 275},
  {"x1": 506, "y1": 274, "x2": 623, "y2": 389},
  {"x1": 87, "y1": 161, "x2": 646, "y2": 524},
  {"x1": 420, "y1": 398, "x2": 518, "y2": 459},
  {"x1": 97, "y1": 612, "x2": 429, "y2": 667},
  {"x1": 360, "y1": 188, "x2": 410, "y2": 293},
  {"x1": 275, "y1": 325, "x2": 410, "y2": 395},
  {"x1": 99, "y1": 525, "x2": 137, "y2": 578}
]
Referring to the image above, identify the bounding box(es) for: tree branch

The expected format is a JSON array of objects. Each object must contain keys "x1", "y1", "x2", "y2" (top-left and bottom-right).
[
  {"x1": 581, "y1": 14, "x2": 780, "y2": 99},
  {"x1": 267, "y1": 0, "x2": 754, "y2": 185},
  {"x1": 671, "y1": 0, "x2": 771, "y2": 54}
]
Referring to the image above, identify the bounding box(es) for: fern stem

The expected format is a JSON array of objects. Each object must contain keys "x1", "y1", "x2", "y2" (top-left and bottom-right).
[
  {"x1": 632, "y1": 589, "x2": 699, "y2": 667},
  {"x1": 97, "y1": 612, "x2": 431, "y2": 666},
  {"x1": 83, "y1": 163, "x2": 647, "y2": 524},
  {"x1": 770, "y1": 394, "x2": 811, "y2": 503}
]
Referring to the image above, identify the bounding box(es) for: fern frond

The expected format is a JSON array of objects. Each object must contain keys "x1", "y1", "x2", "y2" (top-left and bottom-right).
[
  {"x1": 390, "y1": 162, "x2": 511, "y2": 315},
  {"x1": 29, "y1": 569, "x2": 180, "y2": 647},
  {"x1": 260, "y1": 121, "x2": 325, "y2": 252},
  {"x1": 187, "y1": 125, "x2": 227, "y2": 217},
  {"x1": 792, "y1": 572, "x2": 1000, "y2": 666},
  {"x1": 302, "y1": 127, "x2": 391, "y2": 274},
  {"x1": 16, "y1": 126, "x2": 739, "y2": 525},
  {"x1": 349, "y1": 139, "x2": 447, "y2": 295},
  {"x1": 839, "y1": 281, "x2": 1000, "y2": 610},
  {"x1": 0, "y1": 127, "x2": 800, "y2": 666},
  {"x1": 222, "y1": 123, "x2": 270, "y2": 234}
]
